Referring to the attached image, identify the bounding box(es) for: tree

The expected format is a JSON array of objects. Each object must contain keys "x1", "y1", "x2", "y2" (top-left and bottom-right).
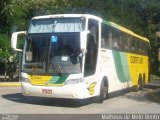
[
  {"x1": 0, "y1": 0, "x2": 17, "y2": 80},
  {"x1": 0, "y1": 0, "x2": 160, "y2": 78},
  {"x1": 0, "y1": 34, "x2": 10, "y2": 62},
  {"x1": 0, "y1": 0, "x2": 14, "y2": 34}
]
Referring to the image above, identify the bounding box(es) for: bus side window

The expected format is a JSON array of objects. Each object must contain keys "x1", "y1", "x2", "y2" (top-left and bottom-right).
[
  {"x1": 137, "y1": 40, "x2": 142, "y2": 54},
  {"x1": 131, "y1": 39, "x2": 136, "y2": 53},
  {"x1": 101, "y1": 38, "x2": 105, "y2": 48},
  {"x1": 120, "y1": 33, "x2": 131, "y2": 52},
  {"x1": 123, "y1": 38, "x2": 129, "y2": 52},
  {"x1": 142, "y1": 41, "x2": 145, "y2": 54},
  {"x1": 108, "y1": 32, "x2": 113, "y2": 49},
  {"x1": 113, "y1": 40, "x2": 119, "y2": 50},
  {"x1": 143, "y1": 41, "x2": 149, "y2": 55},
  {"x1": 101, "y1": 23, "x2": 109, "y2": 49},
  {"x1": 84, "y1": 19, "x2": 99, "y2": 76},
  {"x1": 112, "y1": 29, "x2": 121, "y2": 51},
  {"x1": 87, "y1": 34, "x2": 96, "y2": 66},
  {"x1": 127, "y1": 38, "x2": 131, "y2": 52}
]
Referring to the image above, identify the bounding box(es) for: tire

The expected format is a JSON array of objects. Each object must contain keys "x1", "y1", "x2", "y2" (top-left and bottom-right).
[
  {"x1": 95, "y1": 80, "x2": 108, "y2": 103},
  {"x1": 137, "y1": 77, "x2": 144, "y2": 91}
]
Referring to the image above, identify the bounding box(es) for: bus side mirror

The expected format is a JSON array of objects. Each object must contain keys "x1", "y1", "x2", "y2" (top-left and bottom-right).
[
  {"x1": 80, "y1": 30, "x2": 90, "y2": 57},
  {"x1": 11, "y1": 31, "x2": 26, "y2": 52}
]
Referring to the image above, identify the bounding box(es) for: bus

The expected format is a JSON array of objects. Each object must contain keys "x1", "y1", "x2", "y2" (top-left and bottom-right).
[{"x1": 11, "y1": 14, "x2": 150, "y2": 104}]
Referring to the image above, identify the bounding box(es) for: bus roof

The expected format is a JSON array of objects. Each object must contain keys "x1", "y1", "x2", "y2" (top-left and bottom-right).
[
  {"x1": 32, "y1": 14, "x2": 149, "y2": 43},
  {"x1": 32, "y1": 14, "x2": 102, "y2": 21}
]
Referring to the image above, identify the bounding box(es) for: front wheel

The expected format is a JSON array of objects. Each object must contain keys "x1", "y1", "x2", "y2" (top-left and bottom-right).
[{"x1": 94, "y1": 80, "x2": 108, "y2": 103}]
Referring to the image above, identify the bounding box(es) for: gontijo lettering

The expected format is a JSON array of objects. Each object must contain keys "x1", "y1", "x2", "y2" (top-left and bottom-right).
[
  {"x1": 130, "y1": 56, "x2": 143, "y2": 64},
  {"x1": 30, "y1": 75, "x2": 42, "y2": 80}
]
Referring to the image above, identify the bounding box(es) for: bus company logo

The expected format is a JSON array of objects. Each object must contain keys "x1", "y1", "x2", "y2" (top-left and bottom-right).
[
  {"x1": 89, "y1": 82, "x2": 97, "y2": 95},
  {"x1": 30, "y1": 75, "x2": 42, "y2": 80},
  {"x1": 130, "y1": 56, "x2": 143, "y2": 64}
]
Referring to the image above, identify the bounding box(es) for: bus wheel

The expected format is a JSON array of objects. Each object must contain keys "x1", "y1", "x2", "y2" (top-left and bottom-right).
[
  {"x1": 96, "y1": 80, "x2": 108, "y2": 103},
  {"x1": 137, "y1": 76, "x2": 144, "y2": 91}
]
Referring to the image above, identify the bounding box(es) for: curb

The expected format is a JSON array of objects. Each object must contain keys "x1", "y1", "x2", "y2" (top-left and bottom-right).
[{"x1": 0, "y1": 82, "x2": 21, "y2": 87}]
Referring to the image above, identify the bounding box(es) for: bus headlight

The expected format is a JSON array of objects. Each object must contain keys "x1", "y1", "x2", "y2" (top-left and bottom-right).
[
  {"x1": 21, "y1": 77, "x2": 30, "y2": 83},
  {"x1": 65, "y1": 78, "x2": 84, "y2": 85}
]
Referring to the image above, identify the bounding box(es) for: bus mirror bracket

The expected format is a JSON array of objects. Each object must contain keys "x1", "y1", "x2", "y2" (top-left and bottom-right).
[
  {"x1": 11, "y1": 31, "x2": 26, "y2": 52},
  {"x1": 79, "y1": 48, "x2": 87, "y2": 58},
  {"x1": 80, "y1": 30, "x2": 90, "y2": 57}
]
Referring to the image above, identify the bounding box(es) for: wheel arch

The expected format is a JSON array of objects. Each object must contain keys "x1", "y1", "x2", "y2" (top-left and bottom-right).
[
  {"x1": 143, "y1": 73, "x2": 146, "y2": 83},
  {"x1": 137, "y1": 73, "x2": 144, "y2": 91},
  {"x1": 138, "y1": 74, "x2": 143, "y2": 83}
]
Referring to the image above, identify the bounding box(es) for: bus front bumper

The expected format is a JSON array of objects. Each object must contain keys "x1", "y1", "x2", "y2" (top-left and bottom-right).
[{"x1": 21, "y1": 82, "x2": 85, "y2": 99}]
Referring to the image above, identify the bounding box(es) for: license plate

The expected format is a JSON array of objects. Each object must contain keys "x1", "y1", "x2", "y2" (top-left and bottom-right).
[{"x1": 42, "y1": 89, "x2": 52, "y2": 94}]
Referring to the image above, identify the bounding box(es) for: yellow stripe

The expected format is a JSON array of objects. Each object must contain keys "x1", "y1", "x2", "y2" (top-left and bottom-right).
[
  {"x1": 28, "y1": 75, "x2": 52, "y2": 85},
  {"x1": 47, "y1": 83, "x2": 64, "y2": 86},
  {"x1": 108, "y1": 22, "x2": 149, "y2": 43},
  {"x1": 0, "y1": 82, "x2": 21, "y2": 87}
]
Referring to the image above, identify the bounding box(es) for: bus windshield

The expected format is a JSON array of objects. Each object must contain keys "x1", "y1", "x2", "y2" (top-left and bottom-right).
[
  {"x1": 23, "y1": 33, "x2": 82, "y2": 74},
  {"x1": 28, "y1": 17, "x2": 85, "y2": 33}
]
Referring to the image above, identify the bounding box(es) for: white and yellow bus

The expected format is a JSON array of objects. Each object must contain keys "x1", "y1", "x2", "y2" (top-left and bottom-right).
[{"x1": 11, "y1": 14, "x2": 150, "y2": 103}]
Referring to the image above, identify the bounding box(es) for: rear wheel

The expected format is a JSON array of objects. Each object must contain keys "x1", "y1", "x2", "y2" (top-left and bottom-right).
[{"x1": 137, "y1": 76, "x2": 144, "y2": 91}]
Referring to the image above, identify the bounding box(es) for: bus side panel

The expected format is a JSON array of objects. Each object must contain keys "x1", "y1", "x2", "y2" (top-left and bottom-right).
[
  {"x1": 100, "y1": 50, "x2": 132, "y2": 93},
  {"x1": 127, "y1": 54, "x2": 149, "y2": 86},
  {"x1": 112, "y1": 51, "x2": 131, "y2": 83},
  {"x1": 111, "y1": 51, "x2": 149, "y2": 90}
]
